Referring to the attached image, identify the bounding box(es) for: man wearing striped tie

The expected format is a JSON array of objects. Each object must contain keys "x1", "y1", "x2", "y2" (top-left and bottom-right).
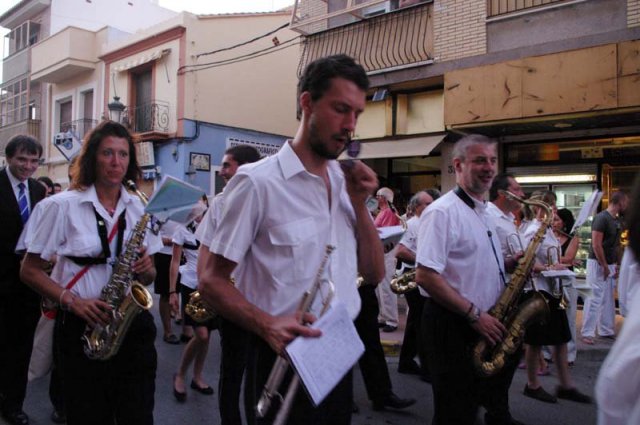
[{"x1": 0, "y1": 135, "x2": 45, "y2": 425}]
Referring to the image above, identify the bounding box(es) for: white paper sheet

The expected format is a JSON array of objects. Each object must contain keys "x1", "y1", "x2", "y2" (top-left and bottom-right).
[
  {"x1": 378, "y1": 225, "x2": 405, "y2": 246},
  {"x1": 571, "y1": 190, "x2": 602, "y2": 234},
  {"x1": 541, "y1": 269, "x2": 576, "y2": 287},
  {"x1": 285, "y1": 303, "x2": 364, "y2": 406},
  {"x1": 144, "y1": 175, "x2": 205, "y2": 224}
]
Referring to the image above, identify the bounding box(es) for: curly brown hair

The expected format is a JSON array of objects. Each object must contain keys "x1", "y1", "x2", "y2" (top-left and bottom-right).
[{"x1": 70, "y1": 121, "x2": 141, "y2": 190}]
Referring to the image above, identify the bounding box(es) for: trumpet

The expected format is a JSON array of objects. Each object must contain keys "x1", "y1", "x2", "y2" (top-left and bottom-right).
[
  {"x1": 506, "y1": 233, "x2": 524, "y2": 257},
  {"x1": 546, "y1": 246, "x2": 568, "y2": 310},
  {"x1": 255, "y1": 245, "x2": 336, "y2": 425}
]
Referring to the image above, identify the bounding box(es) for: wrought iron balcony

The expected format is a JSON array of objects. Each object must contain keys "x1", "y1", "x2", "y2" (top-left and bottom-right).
[
  {"x1": 487, "y1": 0, "x2": 577, "y2": 18},
  {"x1": 122, "y1": 100, "x2": 170, "y2": 135},
  {"x1": 60, "y1": 118, "x2": 99, "y2": 139},
  {"x1": 298, "y1": 3, "x2": 433, "y2": 76}
]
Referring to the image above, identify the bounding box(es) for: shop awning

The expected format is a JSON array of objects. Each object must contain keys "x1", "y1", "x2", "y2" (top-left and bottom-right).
[
  {"x1": 112, "y1": 48, "x2": 171, "y2": 72},
  {"x1": 340, "y1": 134, "x2": 445, "y2": 160}
]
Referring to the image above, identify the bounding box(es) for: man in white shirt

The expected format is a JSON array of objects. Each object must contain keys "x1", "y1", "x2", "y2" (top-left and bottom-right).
[
  {"x1": 198, "y1": 55, "x2": 384, "y2": 424},
  {"x1": 0, "y1": 135, "x2": 45, "y2": 425},
  {"x1": 395, "y1": 189, "x2": 438, "y2": 376},
  {"x1": 415, "y1": 134, "x2": 519, "y2": 425},
  {"x1": 195, "y1": 144, "x2": 261, "y2": 425}
]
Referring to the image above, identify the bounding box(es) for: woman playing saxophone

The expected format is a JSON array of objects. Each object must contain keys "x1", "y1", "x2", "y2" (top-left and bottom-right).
[{"x1": 20, "y1": 121, "x2": 162, "y2": 425}]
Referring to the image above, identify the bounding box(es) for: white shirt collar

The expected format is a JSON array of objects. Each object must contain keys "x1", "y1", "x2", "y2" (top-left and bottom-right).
[
  {"x1": 6, "y1": 167, "x2": 27, "y2": 189},
  {"x1": 77, "y1": 184, "x2": 135, "y2": 218}
]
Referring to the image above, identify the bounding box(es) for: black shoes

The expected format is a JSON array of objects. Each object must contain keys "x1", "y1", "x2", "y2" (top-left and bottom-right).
[
  {"x1": 173, "y1": 374, "x2": 186, "y2": 402},
  {"x1": 372, "y1": 392, "x2": 416, "y2": 411},
  {"x1": 163, "y1": 334, "x2": 180, "y2": 344},
  {"x1": 381, "y1": 325, "x2": 398, "y2": 333},
  {"x1": 190, "y1": 380, "x2": 214, "y2": 395},
  {"x1": 1, "y1": 410, "x2": 29, "y2": 425},
  {"x1": 51, "y1": 409, "x2": 66, "y2": 424},
  {"x1": 556, "y1": 387, "x2": 592, "y2": 404},
  {"x1": 398, "y1": 361, "x2": 422, "y2": 375},
  {"x1": 523, "y1": 384, "x2": 557, "y2": 403}
]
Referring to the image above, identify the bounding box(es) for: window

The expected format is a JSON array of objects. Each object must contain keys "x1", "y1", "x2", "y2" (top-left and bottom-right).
[
  {"x1": 0, "y1": 78, "x2": 29, "y2": 127},
  {"x1": 59, "y1": 100, "x2": 73, "y2": 132},
  {"x1": 3, "y1": 21, "x2": 40, "y2": 58}
]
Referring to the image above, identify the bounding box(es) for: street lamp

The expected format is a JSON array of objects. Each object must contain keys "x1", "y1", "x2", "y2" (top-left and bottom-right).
[{"x1": 107, "y1": 96, "x2": 126, "y2": 122}]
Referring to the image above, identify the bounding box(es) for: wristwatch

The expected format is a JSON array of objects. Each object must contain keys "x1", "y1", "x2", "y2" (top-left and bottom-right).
[{"x1": 467, "y1": 304, "x2": 481, "y2": 324}]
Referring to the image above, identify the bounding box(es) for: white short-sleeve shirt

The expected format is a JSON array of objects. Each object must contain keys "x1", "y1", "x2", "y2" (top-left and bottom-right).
[
  {"x1": 521, "y1": 219, "x2": 561, "y2": 294},
  {"x1": 209, "y1": 141, "x2": 361, "y2": 319},
  {"x1": 399, "y1": 216, "x2": 419, "y2": 254},
  {"x1": 415, "y1": 189, "x2": 504, "y2": 312},
  {"x1": 24, "y1": 185, "x2": 163, "y2": 300},
  {"x1": 172, "y1": 223, "x2": 199, "y2": 289}
]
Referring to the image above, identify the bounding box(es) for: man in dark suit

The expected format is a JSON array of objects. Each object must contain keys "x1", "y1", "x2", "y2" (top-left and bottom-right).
[{"x1": 0, "y1": 135, "x2": 45, "y2": 425}]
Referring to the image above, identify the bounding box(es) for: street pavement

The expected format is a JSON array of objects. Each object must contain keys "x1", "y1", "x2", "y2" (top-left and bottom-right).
[{"x1": 4, "y1": 294, "x2": 615, "y2": 425}]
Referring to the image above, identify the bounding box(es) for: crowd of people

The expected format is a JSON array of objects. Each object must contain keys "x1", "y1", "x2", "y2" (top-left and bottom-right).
[{"x1": 0, "y1": 54, "x2": 638, "y2": 425}]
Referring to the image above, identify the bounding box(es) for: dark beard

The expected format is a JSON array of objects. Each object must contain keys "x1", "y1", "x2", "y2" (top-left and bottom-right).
[{"x1": 308, "y1": 120, "x2": 344, "y2": 160}]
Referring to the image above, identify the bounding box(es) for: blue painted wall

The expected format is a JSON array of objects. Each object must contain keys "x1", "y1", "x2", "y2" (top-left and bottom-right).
[{"x1": 155, "y1": 120, "x2": 288, "y2": 195}]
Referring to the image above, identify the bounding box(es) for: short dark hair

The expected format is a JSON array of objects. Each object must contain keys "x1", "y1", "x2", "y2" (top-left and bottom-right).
[
  {"x1": 37, "y1": 176, "x2": 54, "y2": 192},
  {"x1": 610, "y1": 190, "x2": 626, "y2": 206},
  {"x1": 628, "y1": 174, "x2": 640, "y2": 258},
  {"x1": 5, "y1": 134, "x2": 42, "y2": 159},
  {"x1": 225, "y1": 145, "x2": 261, "y2": 166},
  {"x1": 297, "y1": 55, "x2": 369, "y2": 118},
  {"x1": 71, "y1": 121, "x2": 141, "y2": 190},
  {"x1": 489, "y1": 173, "x2": 515, "y2": 201},
  {"x1": 53, "y1": 182, "x2": 62, "y2": 190}
]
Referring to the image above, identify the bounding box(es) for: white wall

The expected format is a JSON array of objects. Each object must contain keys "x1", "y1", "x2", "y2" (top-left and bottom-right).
[{"x1": 50, "y1": 0, "x2": 177, "y2": 35}]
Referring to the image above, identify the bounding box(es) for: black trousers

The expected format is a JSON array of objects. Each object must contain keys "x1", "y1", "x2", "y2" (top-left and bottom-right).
[
  {"x1": 354, "y1": 285, "x2": 392, "y2": 403},
  {"x1": 0, "y1": 280, "x2": 41, "y2": 414},
  {"x1": 219, "y1": 318, "x2": 249, "y2": 425},
  {"x1": 422, "y1": 299, "x2": 520, "y2": 425},
  {"x1": 57, "y1": 310, "x2": 157, "y2": 425},
  {"x1": 244, "y1": 334, "x2": 352, "y2": 425},
  {"x1": 398, "y1": 288, "x2": 426, "y2": 369}
]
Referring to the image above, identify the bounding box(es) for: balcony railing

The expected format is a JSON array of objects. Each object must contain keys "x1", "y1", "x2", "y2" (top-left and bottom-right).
[
  {"x1": 123, "y1": 100, "x2": 170, "y2": 134},
  {"x1": 487, "y1": 0, "x2": 576, "y2": 18},
  {"x1": 60, "y1": 118, "x2": 99, "y2": 139},
  {"x1": 298, "y1": 3, "x2": 433, "y2": 76}
]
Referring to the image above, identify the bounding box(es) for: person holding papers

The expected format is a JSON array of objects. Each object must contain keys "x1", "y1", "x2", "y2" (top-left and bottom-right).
[{"x1": 198, "y1": 55, "x2": 384, "y2": 425}]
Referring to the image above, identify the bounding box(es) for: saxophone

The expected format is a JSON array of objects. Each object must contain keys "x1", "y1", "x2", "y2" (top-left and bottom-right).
[
  {"x1": 82, "y1": 180, "x2": 154, "y2": 360},
  {"x1": 472, "y1": 190, "x2": 551, "y2": 377},
  {"x1": 185, "y1": 278, "x2": 235, "y2": 323},
  {"x1": 390, "y1": 270, "x2": 417, "y2": 294}
]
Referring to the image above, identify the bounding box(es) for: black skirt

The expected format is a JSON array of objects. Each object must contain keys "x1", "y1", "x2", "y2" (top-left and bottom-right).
[
  {"x1": 152, "y1": 253, "x2": 172, "y2": 295},
  {"x1": 523, "y1": 290, "x2": 571, "y2": 346}
]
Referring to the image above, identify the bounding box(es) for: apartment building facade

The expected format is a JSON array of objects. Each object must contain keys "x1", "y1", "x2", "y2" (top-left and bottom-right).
[
  {"x1": 289, "y1": 0, "x2": 640, "y2": 208},
  {"x1": 0, "y1": 0, "x2": 177, "y2": 181}
]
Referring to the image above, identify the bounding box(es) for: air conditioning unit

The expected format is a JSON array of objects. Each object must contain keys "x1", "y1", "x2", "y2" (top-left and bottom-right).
[{"x1": 363, "y1": 1, "x2": 391, "y2": 17}]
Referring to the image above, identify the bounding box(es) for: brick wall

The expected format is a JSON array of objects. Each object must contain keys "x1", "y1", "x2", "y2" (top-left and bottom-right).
[
  {"x1": 630, "y1": 0, "x2": 640, "y2": 27},
  {"x1": 296, "y1": 0, "x2": 328, "y2": 33},
  {"x1": 433, "y1": 0, "x2": 487, "y2": 62}
]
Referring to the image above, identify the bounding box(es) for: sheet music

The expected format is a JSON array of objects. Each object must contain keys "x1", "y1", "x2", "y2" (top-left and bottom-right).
[
  {"x1": 378, "y1": 225, "x2": 405, "y2": 246},
  {"x1": 285, "y1": 303, "x2": 364, "y2": 406},
  {"x1": 144, "y1": 176, "x2": 205, "y2": 224},
  {"x1": 541, "y1": 269, "x2": 576, "y2": 287},
  {"x1": 571, "y1": 190, "x2": 602, "y2": 234}
]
